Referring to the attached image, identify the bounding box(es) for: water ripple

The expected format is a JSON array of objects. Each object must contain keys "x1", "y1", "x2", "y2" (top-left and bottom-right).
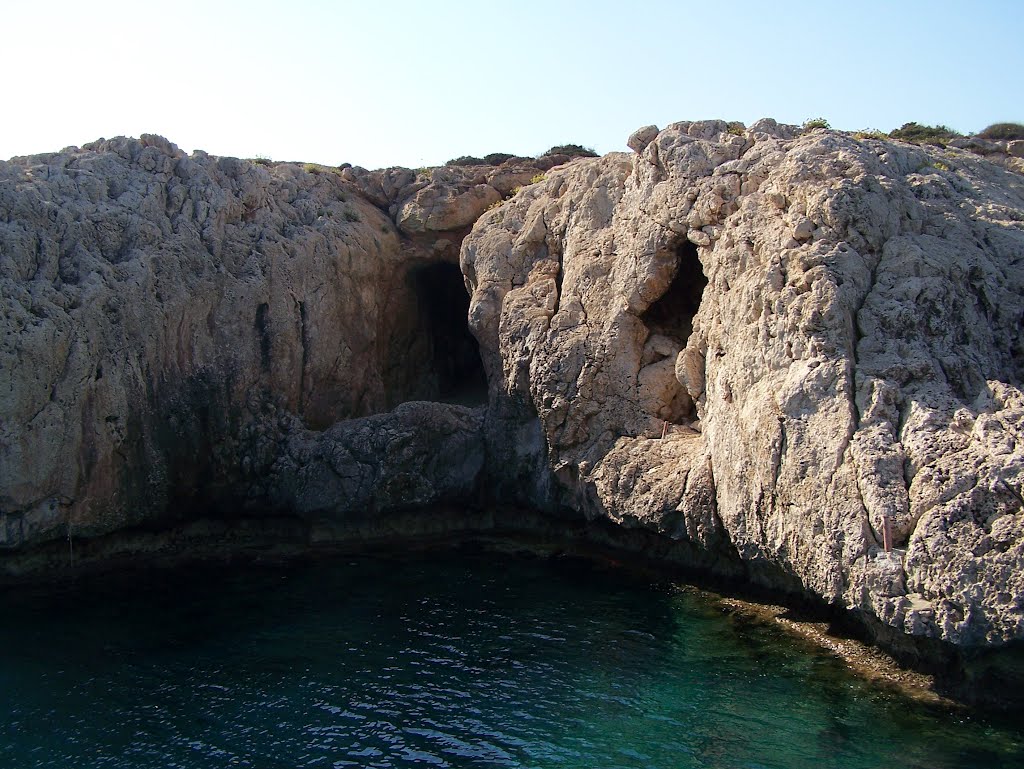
[{"x1": 1, "y1": 552, "x2": 1022, "y2": 768}]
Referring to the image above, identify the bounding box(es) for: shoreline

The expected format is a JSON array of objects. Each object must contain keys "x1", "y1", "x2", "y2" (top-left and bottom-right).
[
  {"x1": 2, "y1": 507, "x2": 1009, "y2": 713},
  {"x1": 701, "y1": 590, "x2": 952, "y2": 708}
]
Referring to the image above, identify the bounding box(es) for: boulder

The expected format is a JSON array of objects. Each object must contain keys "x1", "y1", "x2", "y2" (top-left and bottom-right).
[{"x1": 627, "y1": 124, "x2": 659, "y2": 153}]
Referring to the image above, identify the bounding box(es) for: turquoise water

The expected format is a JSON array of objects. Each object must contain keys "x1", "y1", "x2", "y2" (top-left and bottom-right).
[{"x1": 1, "y1": 550, "x2": 1022, "y2": 769}]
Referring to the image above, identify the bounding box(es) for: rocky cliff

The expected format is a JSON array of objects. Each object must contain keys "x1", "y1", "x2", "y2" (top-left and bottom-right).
[
  {"x1": 0, "y1": 137, "x2": 547, "y2": 545},
  {"x1": 2, "y1": 123, "x2": 1023, "y2": 700},
  {"x1": 464, "y1": 119, "x2": 1024, "y2": 651}
]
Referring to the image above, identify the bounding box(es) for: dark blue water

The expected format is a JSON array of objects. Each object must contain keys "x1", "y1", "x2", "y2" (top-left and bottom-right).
[{"x1": 1, "y1": 551, "x2": 1022, "y2": 768}]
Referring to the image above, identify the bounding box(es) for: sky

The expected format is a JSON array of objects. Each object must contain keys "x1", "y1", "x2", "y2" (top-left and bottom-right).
[{"x1": 2, "y1": 0, "x2": 1021, "y2": 169}]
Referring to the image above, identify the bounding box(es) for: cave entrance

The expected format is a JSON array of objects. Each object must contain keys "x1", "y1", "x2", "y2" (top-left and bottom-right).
[
  {"x1": 642, "y1": 241, "x2": 707, "y2": 344},
  {"x1": 410, "y1": 262, "x2": 488, "y2": 406},
  {"x1": 638, "y1": 240, "x2": 708, "y2": 425}
]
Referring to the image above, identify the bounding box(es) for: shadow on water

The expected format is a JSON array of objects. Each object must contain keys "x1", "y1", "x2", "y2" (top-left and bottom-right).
[{"x1": 1, "y1": 550, "x2": 1023, "y2": 769}]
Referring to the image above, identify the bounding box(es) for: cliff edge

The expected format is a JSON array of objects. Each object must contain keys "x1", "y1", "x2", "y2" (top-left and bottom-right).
[{"x1": 2, "y1": 122, "x2": 1023, "y2": 701}]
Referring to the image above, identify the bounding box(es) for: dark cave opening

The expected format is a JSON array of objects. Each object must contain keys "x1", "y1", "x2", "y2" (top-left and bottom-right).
[
  {"x1": 638, "y1": 240, "x2": 708, "y2": 425},
  {"x1": 412, "y1": 262, "x2": 488, "y2": 406},
  {"x1": 641, "y1": 241, "x2": 708, "y2": 345}
]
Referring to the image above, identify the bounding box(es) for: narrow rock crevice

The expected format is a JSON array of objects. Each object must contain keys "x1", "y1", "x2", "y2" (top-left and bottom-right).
[
  {"x1": 255, "y1": 303, "x2": 271, "y2": 370},
  {"x1": 297, "y1": 298, "x2": 310, "y2": 413},
  {"x1": 414, "y1": 262, "x2": 488, "y2": 405}
]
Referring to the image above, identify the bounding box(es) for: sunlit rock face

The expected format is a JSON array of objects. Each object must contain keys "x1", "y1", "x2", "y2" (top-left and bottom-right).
[
  {"x1": 2, "y1": 123, "x2": 1024, "y2": 660},
  {"x1": 463, "y1": 119, "x2": 1024, "y2": 648}
]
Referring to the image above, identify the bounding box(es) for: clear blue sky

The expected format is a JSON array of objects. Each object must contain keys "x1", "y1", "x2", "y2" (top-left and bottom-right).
[{"x1": 2, "y1": 0, "x2": 1020, "y2": 169}]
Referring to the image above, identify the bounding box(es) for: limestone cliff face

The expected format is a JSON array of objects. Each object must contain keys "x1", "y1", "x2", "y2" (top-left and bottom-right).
[
  {"x1": 2, "y1": 124, "x2": 1023, "y2": 660},
  {"x1": 0, "y1": 136, "x2": 543, "y2": 545},
  {"x1": 463, "y1": 119, "x2": 1024, "y2": 648}
]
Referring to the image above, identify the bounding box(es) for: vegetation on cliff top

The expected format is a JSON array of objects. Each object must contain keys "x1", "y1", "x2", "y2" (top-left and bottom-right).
[
  {"x1": 445, "y1": 144, "x2": 597, "y2": 168},
  {"x1": 888, "y1": 122, "x2": 963, "y2": 145},
  {"x1": 978, "y1": 123, "x2": 1024, "y2": 141}
]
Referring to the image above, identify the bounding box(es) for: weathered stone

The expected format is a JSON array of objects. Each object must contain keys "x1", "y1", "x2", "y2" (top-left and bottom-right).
[
  {"x1": 2, "y1": 121, "x2": 1024, "y2": 678},
  {"x1": 268, "y1": 401, "x2": 486, "y2": 519},
  {"x1": 0, "y1": 136, "x2": 487, "y2": 545},
  {"x1": 463, "y1": 119, "x2": 1024, "y2": 651},
  {"x1": 627, "y1": 125, "x2": 659, "y2": 153},
  {"x1": 398, "y1": 182, "x2": 501, "y2": 234},
  {"x1": 792, "y1": 218, "x2": 815, "y2": 241}
]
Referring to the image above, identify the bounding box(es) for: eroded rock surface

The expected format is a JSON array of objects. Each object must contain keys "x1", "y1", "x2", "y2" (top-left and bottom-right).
[
  {"x1": 463, "y1": 119, "x2": 1024, "y2": 648},
  {"x1": 2, "y1": 123, "x2": 1023, "y2": 670},
  {"x1": 0, "y1": 136, "x2": 504, "y2": 546},
  {"x1": 265, "y1": 401, "x2": 485, "y2": 522}
]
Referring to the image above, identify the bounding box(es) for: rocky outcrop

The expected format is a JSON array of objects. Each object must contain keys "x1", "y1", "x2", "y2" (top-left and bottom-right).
[
  {"x1": 0, "y1": 135, "x2": 534, "y2": 547},
  {"x1": 339, "y1": 161, "x2": 546, "y2": 240},
  {"x1": 258, "y1": 400, "x2": 486, "y2": 521},
  {"x1": 463, "y1": 118, "x2": 1024, "y2": 651},
  {"x1": 2, "y1": 123, "x2": 1024, "y2": 695},
  {"x1": 948, "y1": 136, "x2": 1024, "y2": 175}
]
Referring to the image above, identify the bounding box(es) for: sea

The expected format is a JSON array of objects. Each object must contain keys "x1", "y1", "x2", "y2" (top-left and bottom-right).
[{"x1": 2, "y1": 549, "x2": 1022, "y2": 768}]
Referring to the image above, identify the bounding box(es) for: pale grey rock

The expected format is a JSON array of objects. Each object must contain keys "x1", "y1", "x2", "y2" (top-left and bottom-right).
[
  {"x1": 398, "y1": 182, "x2": 502, "y2": 234},
  {"x1": 792, "y1": 218, "x2": 815, "y2": 241},
  {"x1": 628, "y1": 125, "x2": 660, "y2": 153},
  {"x1": 0, "y1": 136, "x2": 478, "y2": 545},
  {"x1": 463, "y1": 120, "x2": 1024, "y2": 649},
  {"x1": 962, "y1": 137, "x2": 1000, "y2": 155},
  {"x1": 749, "y1": 118, "x2": 800, "y2": 140},
  {"x1": 3, "y1": 121, "x2": 1024, "y2": 670},
  {"x1": 676, "y1": 343, "x2": 706, "y2": 400},
  {"x1": 340, "y1": 162, "x2": 545, "y2": 237}
]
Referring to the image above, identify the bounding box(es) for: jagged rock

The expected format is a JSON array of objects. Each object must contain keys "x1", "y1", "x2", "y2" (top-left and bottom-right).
[
  {"x1": 627, "y1": 125, "x2": 659, "y2": 153},
  {"x1": 463, "y1": 120, "x2": 1024, "y2": 649},
  {"x1": 341, "y1": 162, "x2": 548, "y2": 237},
  {"x1": 398, "y1": 182, "x2": 502, "y2": 234},
  {"x1": 267, "y1": 401, "x2": 485, "y2": 519},
  {"x1": 0, "y1": 137, "x2": 485, "y2": 545},
  {"x1": 2, "y1": 122, "x2": 1024, "y2": 681}
]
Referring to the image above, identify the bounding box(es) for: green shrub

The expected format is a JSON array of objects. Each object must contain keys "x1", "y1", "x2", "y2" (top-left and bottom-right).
[
  {"x1": 888, "y1": 122, "x2": 962, "y2": 145},
  {"x1": 343, "y1": 207, "x2": 360, "y2": 222},
  {"x1": 445, "y1": 155, "x2": 485, "y2": 167},
  {"x1": 303, "y1": 163, "x2": 323, "y2": 175},
  {"x1": 445, "y1": 153, "x2": 521, "y2": 167},
  {"x1": 483, "y1": 152, "x2": 515, "y2": 165},
  {"x1": 530, "y1": 173, "x2": 546, "y2": 184},
  {"x1": 726, "y1": 121, "x2": 745, "y2": 136},
  {"x1": 977, "y1": 122, "x2": 1024, "y2": 141},
  {"x1": 853, "y1": 129, "x2": 887, "y2": 140},
  {"x1": 802, "y1": 117, "x2": 830, "y2": 130},
  {"x1": 542, "y1": 144, "x2": 598, "y2": 158}
]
